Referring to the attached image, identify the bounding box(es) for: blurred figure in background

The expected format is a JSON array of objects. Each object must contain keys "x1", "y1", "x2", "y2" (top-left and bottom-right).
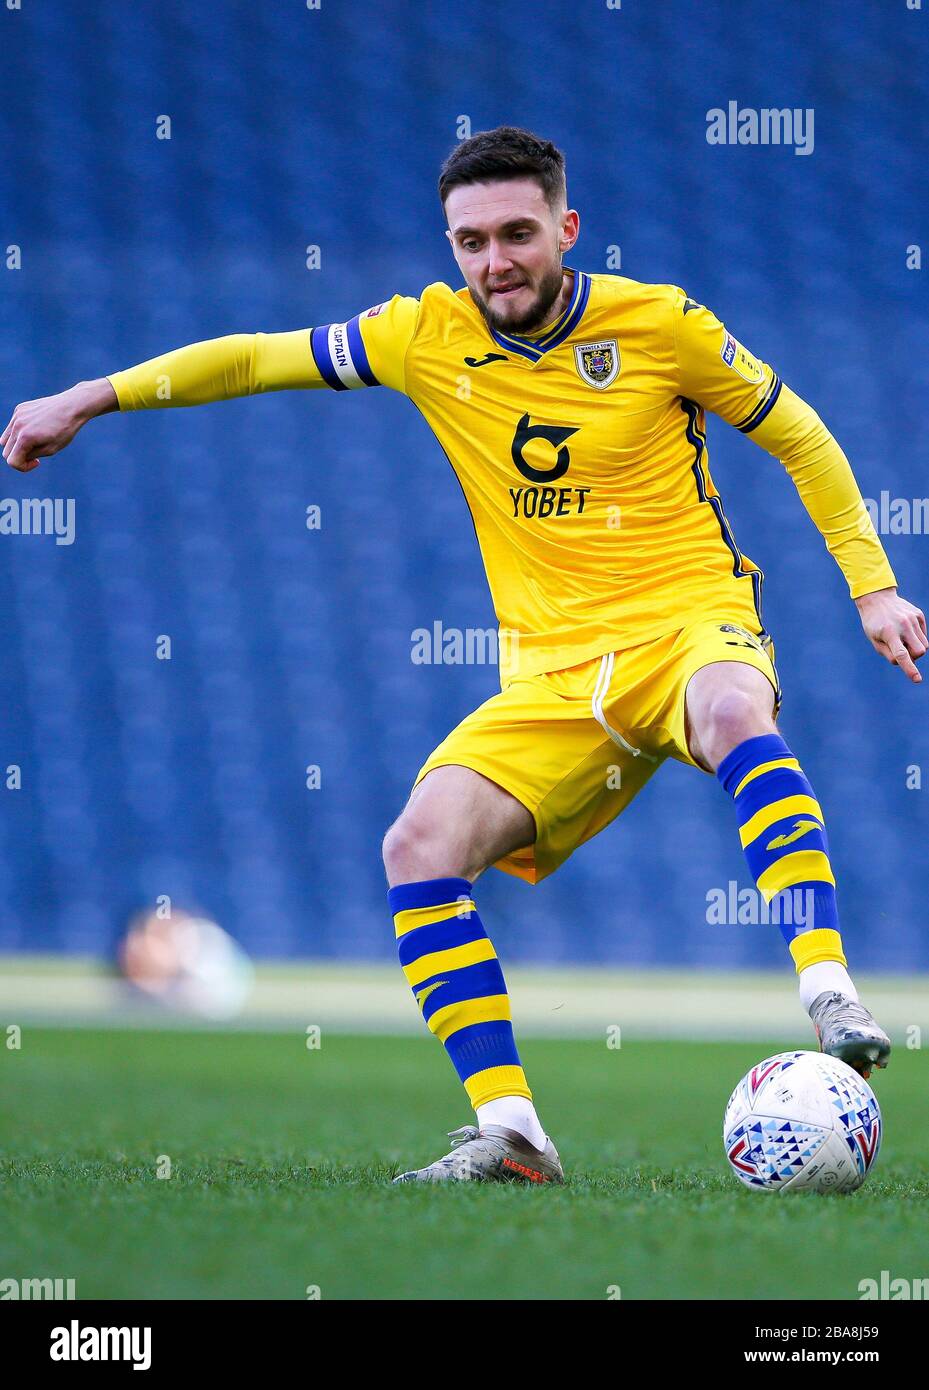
[{"x1": 119, "y1": 907, "x2": 254, "y2": 1021}]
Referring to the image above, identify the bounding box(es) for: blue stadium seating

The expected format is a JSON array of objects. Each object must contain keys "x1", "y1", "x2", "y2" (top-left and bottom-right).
[{"x1": 0, "y1": 0, "x2": 926, "y2": 968}]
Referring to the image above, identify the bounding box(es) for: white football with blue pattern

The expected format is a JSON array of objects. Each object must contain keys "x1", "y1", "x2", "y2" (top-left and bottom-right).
[{"x1": 723, "y1": 1050, "x2": 881, "y2": 1193}]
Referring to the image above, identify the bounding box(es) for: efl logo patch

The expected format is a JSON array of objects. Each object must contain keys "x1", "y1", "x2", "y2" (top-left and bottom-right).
[
  {"x1": 574, "y1": 339, "x2": 620, "y2": 390},
  {"x1": 365, "y1": 302, "x2": 386, "y2": 318},
  {"x1": 720, "y1": 331, "x2": 765, "y2": 384}
]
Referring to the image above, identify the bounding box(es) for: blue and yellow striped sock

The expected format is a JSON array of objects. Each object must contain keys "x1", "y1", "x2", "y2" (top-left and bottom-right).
[
  {"x1": 389, "y1": 877, "x2": 532, "y2": 1109},
  {"x1": 716, "y1": 732, "x2": 847, "y2": 972}
]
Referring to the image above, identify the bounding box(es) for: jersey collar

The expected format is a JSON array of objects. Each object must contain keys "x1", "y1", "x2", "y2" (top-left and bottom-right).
[{"x1": 485, "y1": 267, "x2": 591, "y2": 363}]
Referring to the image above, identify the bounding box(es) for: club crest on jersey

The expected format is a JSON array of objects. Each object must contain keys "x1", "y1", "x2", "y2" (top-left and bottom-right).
[
  {"x1": 574, "y1": 339, "x2": 620, "y2": 390},
  {"x1": 720, "y1": 331, "x2": 765, "y2": 384}
]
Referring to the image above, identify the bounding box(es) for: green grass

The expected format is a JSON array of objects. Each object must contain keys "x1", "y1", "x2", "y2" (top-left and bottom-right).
[{"x1": 1, "y1": 1029, "x2": 926, "y2": 1299}]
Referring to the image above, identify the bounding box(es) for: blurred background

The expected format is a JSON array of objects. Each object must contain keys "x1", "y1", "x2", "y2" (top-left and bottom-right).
[{"x1": 0, "y1": 0, "x2": 926, "y2": 1025}]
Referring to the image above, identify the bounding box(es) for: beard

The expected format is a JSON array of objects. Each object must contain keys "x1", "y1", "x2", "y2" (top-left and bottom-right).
[{"x1": 470, "y1": 260, "x2": 566, "y2": 335}]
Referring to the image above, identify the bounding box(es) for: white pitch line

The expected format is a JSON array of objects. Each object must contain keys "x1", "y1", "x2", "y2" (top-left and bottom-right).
[{"x1": 0, "y1": 961, "x2": 926, "y2": 1039}]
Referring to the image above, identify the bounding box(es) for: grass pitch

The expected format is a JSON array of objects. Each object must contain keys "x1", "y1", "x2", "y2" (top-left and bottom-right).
[{"x1": 1, "y1": 1028, "x2": 927, "y2": 1300}]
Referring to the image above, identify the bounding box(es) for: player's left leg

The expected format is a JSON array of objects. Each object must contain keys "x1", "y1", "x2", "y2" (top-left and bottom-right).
[
  {"x1": 685, "y1": 661, "x2": 890, "y2": 1078},
  {"x1": 384, "y1": 765, "x2": 565, "y2": 1184}
]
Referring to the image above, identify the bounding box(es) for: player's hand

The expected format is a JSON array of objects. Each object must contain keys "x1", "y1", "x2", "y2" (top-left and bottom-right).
[
  {"x1": 855, "y1": 587, "x2": 928, "y2": 683},
  {"x1": 1, "y1": 378, "x2": 117, "y2": 472}
]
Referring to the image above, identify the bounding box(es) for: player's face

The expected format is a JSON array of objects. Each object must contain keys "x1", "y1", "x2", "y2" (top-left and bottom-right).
[{"x1": 444, "y1": 178, "x2": 579, "y2": 334}]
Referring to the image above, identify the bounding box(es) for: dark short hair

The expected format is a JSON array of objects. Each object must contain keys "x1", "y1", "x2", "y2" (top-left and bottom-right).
[{"x1": 438, "y1": 126, "x2": 567, "y2": 212}]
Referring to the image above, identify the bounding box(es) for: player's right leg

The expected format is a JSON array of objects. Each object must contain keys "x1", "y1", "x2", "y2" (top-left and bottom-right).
[
  {"x1": 382, "y1": 663, "x2": 661, "y2": 1185},
  {"x1": 383, "y1": 765, "x2": 564, "y2": 1184}
]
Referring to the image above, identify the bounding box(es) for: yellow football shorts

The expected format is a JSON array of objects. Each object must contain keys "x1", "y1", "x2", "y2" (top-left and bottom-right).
[{"x1": 413, "y1": 618, "x2": 781, "y2": 885}]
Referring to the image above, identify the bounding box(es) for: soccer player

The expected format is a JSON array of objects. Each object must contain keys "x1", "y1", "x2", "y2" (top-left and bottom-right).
[{"x1": 4, "y1": 127, "x2": 925, "y2": 1185}]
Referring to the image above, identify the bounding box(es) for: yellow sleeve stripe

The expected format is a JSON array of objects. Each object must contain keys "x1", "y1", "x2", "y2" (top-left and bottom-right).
[
  {"x1": 393, "y1": 900, "x2": 476, "y2": 939},
  {"x1": 757, "y1": 850, "x2": 835, "y2": 900},
  {"x1": 464, "y1": 1065, "x2": 532, "y2": 1108},
  {"x1": 733, "y1": 757, "x2": 801, "y2": 799},
  {"x1": 739, "y1": 794, "x2": 824, "y2": 849},
  {"x1": 789, "y1": 927, "x2": 848, "y2": 973},
  {"x1": 402, "y1": 937, "x2": 497, "y2": 988},
  {"x1": 429, "y1": 994, "x2": 511, "y2": 1043}
]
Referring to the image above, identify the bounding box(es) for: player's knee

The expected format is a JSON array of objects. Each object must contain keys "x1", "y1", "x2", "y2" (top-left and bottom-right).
[
  {"x1": 382, "y1": 816, "x2": 415, "y2": 880},
  {"x1": 701, "y1": 688, "x2": 775, "y2": 764},
  {"x1": 382, "y1": 812, "x2": 469, "y2": 885}
]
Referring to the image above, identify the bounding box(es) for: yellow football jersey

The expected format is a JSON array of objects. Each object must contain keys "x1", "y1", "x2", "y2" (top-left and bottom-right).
[{"x1": 109, "y1": 269, "x2": 895, "y2": 686}]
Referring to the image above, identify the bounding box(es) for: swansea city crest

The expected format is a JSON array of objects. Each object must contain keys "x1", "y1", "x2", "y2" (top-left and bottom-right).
[{"x1": 574, "y1": 339, "x2": 620, "y2": 390}]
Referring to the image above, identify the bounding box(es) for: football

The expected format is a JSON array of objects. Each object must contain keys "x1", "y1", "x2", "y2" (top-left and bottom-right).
[{"x1": 723, "y1": 1050, "x2": 882, "y2": 1193}]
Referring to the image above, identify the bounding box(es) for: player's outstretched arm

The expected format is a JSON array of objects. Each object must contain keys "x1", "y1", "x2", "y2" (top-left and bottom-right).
[
  {"x1": 1, "y1": 329, "x2": 329, "y2": 474},
  {"x1": 2, "y1": 300, "x2": 417, "y2": 474},
  {"x1": 2, "y1": 378, "x2": 117, "y2": 472}
]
